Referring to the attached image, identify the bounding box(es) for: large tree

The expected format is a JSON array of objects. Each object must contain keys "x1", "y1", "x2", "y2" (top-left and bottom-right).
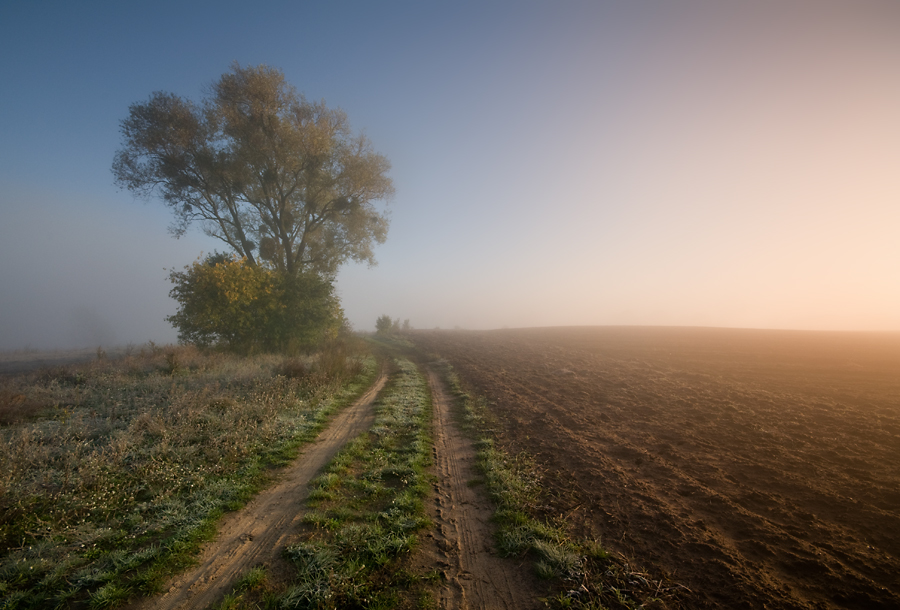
[{"x1": 113, "y1": 63, "x2": 393, "y2": 276}]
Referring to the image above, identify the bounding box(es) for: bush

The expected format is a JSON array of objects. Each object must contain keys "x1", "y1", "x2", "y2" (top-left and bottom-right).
[{"x1": 167, "y1": 253, "x2": 345, "y2": 353}]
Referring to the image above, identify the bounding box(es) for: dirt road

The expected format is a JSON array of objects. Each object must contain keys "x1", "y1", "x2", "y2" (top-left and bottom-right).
[
  {"x1": 125, "y1": 354, "x2": 548, "y2": 609},
  {"x1": 128, "y1": 368, "x2": 388, "y2": 610},
  {"x1": 422, "y1": 365, "x2": 542, "y2": 609}
]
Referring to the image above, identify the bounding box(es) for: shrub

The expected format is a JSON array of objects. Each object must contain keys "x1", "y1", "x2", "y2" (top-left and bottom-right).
[{"x1": 166, "y1": 253, "x2": 345, "y2": 353}]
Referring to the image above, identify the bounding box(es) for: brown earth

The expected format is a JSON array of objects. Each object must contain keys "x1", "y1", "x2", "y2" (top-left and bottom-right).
[{"x1": 410, "y1": 327, "x2": 900, "y2": 610}]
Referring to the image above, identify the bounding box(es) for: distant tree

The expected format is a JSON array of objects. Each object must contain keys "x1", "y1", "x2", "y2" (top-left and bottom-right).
[
  {"x1": 402, "y1": 319, "x2": 411, "y2": 331},
  {"x1": 375, "y1": 314, "x2": 393, "y2": 335},
  {"x1": 167, "y1": 253, "x2": 344, "y2": 352},
  {"x1": 113, "y1": 63, "x2": 393, "y2": 277}
]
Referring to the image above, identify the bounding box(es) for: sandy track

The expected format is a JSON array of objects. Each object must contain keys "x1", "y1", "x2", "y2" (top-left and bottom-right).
[
  {"x1": 127, "y1": 368, "x2": 388, "y2": 610},
  {"x1": 424, "y1": 365, "x2": 541, "y2": 610}
]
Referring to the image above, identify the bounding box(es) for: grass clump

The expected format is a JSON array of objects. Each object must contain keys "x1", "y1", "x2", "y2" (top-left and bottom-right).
[
  {"x1": 208, "y1": 565, "x2": 273, "y2": 610},
  {"x1": 279, "y1": 357, "x2": 434, "y2": 609},
  {"x1": 0, "y1": 343, "x2": 376, "y2": 609}
]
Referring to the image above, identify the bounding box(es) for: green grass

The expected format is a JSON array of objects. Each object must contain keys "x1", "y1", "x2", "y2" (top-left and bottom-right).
[
  {"x1": 0, "y1": 342, "x2": 377, "y2": 609},
  {"x1": 279, "y1": 357, "x2": 435, "y2": 609},
  {"x1": 207, "y1": 565, "x2": 274, "y2": 610}
]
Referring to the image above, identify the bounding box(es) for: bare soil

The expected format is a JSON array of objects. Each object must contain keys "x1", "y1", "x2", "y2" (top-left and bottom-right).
[
  {"x1": 411, "y1": 327, "x2": 900, "y2": 610},
  {"x1": 126, "y1": 368, "x2": 388, "y2": 610},
  {"x1": 418, "y1": 364, "x2": 543, "y2": 609}
]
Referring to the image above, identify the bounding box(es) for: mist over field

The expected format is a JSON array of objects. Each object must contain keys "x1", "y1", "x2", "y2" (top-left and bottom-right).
[{"x1": 2, "y1": 0, "x2": 900, "y2": 350}]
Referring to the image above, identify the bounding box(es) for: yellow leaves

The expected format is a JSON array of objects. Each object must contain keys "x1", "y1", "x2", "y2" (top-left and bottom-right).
[{"x1": 168, "y1": 252, "x2": 342, "y2": 351}]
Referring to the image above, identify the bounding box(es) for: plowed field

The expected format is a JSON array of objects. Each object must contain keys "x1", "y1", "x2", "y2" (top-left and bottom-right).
[{"x1": 411, "y1": 327, "x2": 900, "y2": 609}]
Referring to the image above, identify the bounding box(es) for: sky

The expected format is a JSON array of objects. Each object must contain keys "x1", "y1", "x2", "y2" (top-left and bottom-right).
[{"x1": 1, "y1": 0, "x2": 899, "y2": 349}]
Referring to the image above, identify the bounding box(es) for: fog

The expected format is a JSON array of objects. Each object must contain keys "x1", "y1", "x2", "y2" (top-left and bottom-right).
[{"x1": 2, "y1": 1, "x2": 900, "y2": 350}]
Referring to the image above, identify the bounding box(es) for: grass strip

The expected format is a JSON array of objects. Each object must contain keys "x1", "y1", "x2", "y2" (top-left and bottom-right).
[
  {"x1": 0, "y1": 342, "x2": 376, "y2": 609},
  {"x1": 430, "y1": 357, "x2": 673, "y2": 610},
  {"x1": 272, "y1": 357, "x2": 434, "y2": 610}
]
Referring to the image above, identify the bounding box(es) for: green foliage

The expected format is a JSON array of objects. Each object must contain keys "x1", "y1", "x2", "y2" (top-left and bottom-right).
[
  {"x1": 234, "y1": 565, "x2": 267, "y2": 592},
  {"x1": 115, "y1": 64, "x2": 393, "y2": 356},
  {"x1": 166, "y1": 253, "x2": 344, "y2": 353},
  {"x1": 113, "y1": 63, "x2": 393, "y2": 277}
]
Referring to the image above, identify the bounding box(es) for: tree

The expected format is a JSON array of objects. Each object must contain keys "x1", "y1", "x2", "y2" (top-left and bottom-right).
[
  {"x1": 113, "y1": 63, "x2": 393, "y2": 277},
  {"x1": 167, "y1": 253, "x2": 344, "y2": 352},
  {"x1": 375, "y1": 315, "x2": 393, "y2": 335}
]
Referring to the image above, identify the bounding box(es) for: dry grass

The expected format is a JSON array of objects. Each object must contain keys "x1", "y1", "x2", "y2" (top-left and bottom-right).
[
  {"x1": 0, "y1": 342, "x2": 375, "y2": 609},
  {"x1": 0, "y1": 391, "x2": 44, "y2": 426}
]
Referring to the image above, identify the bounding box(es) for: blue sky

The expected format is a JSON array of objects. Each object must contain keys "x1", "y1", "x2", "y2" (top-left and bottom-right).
[{"x1": 2, "y1": 1, "x2": 900, "y2": 349}]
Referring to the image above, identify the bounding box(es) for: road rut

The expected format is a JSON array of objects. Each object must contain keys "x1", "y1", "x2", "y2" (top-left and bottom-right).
[{"x1": 424, "y1": 365, "x2": 541, "y2": 609}]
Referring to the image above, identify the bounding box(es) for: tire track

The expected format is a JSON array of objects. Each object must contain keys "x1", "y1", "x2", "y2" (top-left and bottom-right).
[
  {"x1": 425, "y1": 365, "x2": 541, "y2": 610},
  {"x1": 127, "y1": 368, "x2": 388, "y2": 610}
]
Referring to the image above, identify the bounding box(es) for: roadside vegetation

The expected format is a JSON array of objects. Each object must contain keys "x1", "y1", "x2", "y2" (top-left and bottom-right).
[
  {"x1": 431, "y1": 358, "x2": 678, "y2": 610},
  {"x1": 280, "y1": 356, "x2": 434, "y2": 609},
  {"x1": 219, "y1": 355, "x2": 435, "y2": 609},
  {"x1": 0, "y1": 340, "x2": 374, "y2": 609}
]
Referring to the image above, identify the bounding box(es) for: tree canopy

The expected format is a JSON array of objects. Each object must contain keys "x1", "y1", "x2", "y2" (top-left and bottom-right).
[{"x1": 113, "y1": 63, "x2": 393, "y2": 277}]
